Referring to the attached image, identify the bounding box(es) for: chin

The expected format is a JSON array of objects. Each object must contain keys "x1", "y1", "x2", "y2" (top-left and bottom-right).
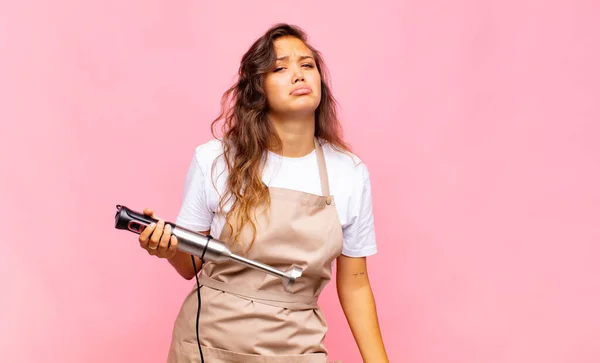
[
  {"x1": 290, "y1": 98, "x2": 320, "y2": 110},
  {"x1": 288, "y1": 104, "x2": 320, "y2": 116}
]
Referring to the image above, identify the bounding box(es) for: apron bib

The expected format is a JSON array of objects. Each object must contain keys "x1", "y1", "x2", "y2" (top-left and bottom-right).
[{"x1": 167, "y1": 138, "x2": 343, "y2": 363}]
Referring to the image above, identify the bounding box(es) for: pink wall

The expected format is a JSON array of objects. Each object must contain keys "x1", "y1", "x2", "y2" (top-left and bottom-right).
[{"x1": 2, "y1": 1, "x2": 599, "y2": 362}]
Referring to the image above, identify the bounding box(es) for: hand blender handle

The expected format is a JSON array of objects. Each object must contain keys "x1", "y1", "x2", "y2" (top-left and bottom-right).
[{"x1": 114, "y1": 204, "x2": 173, "y2": 234}]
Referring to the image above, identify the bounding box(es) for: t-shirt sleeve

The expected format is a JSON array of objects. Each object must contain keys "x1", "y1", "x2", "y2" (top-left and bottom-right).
[
  {"x1": 341, "y1": 163, "x2": 378, "y2": 257},
  {"x1": 175, "y1": 149, "x2": 213, "y2": 232}
]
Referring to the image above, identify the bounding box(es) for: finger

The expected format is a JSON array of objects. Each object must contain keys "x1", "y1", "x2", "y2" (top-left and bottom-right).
[
  {"x1": 166, "y1": 235, "x2": 178, "y2": 259},
  {"x1": 148, "y1": 219, "x2": 164, "y2": 250},
  {"x1": 139, "y1": 222, "x2": 156, "y2": 248},
  {"x1": 143, "y1": 208, "x2": 160, "y2": 220},
  {"x1": 157, "y1": 224, "x2": 172, "y2": 255}
]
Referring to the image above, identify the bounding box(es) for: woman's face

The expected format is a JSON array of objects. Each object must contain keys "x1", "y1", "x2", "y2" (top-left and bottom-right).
[{"x1": 264, "y1": 36, "x2": 322, "y2": 118}]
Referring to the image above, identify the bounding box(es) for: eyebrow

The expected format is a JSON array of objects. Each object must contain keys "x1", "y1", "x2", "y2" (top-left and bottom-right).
[{"x1": 276, "y1": 55, "x2": 314, "y2": 61}]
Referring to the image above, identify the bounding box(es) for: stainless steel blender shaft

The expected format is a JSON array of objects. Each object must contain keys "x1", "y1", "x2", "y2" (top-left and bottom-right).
[{"x1": 172, "y1": 226, "x2": 303, "y2": 290}]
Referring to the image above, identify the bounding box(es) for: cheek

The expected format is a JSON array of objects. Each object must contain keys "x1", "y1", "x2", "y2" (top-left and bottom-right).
[
  {"x1": 264, "y1": 80, "x2": 278, "y2": 99},
  {"x1": 264, "y1": 79, "x2": 286, "y2": 108},
  {"x1": 309, "y1": 71, "x2": 321, "y2": 83},
  {"x1": 312, "y1": 75, "x2": 322, "y2": 98},
  {"x1": 310, "y1": 73, "x2": 322, "y2": 91}
]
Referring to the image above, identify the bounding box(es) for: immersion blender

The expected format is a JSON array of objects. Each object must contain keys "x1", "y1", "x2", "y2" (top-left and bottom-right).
[{"x1": 114, "y1": 205, "x2": 303, "y2": 290}]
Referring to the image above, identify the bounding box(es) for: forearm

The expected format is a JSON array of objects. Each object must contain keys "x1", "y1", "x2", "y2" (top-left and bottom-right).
[
  {"x1": 167, "y1": 250, "x2": 203, "y2": 280},
  {"x1": 167, "y1": 229, "x2": 209, "y2": 280},
  {"x1": 338, "y1": 284, "x2": 389, "y2": 363}
]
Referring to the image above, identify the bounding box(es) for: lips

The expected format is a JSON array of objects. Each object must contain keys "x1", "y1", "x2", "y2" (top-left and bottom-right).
[{"x1": 290, "y1": 85, "x2": 312, "y2": 96}]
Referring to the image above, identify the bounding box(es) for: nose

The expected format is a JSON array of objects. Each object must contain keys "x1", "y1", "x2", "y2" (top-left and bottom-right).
[{"x1": 292, "y1": 66, "x2": 305, "y2": 83}]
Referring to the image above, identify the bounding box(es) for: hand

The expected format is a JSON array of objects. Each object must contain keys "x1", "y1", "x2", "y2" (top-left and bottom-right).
[{"x1": 138, "y1": 208, "x2": 178, "y2": 259}]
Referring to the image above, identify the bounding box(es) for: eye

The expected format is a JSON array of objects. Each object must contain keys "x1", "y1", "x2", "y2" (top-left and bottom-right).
[
  {"x1": 274, "y1": 67, "x2": 285, "y2": 72},
  {"x1": 302, "y1": 63, "x2": 315, "y2": 68}
]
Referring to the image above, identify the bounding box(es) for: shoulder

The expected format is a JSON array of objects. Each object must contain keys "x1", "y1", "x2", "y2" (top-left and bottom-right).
[
  {"x1": 191, "y1": 138, "x2": 226, "y2": 172},
  {"x1": 320, "y1": 139, "x2": 370, "y2": 182},
  {"x1": 193, "y1": 138, "x2": 224, "y2": 162}
]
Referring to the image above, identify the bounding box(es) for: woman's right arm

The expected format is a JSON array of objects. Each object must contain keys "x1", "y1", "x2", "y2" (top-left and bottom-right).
[
  {"x1": 166, "y1": 238, "x2": 208, "y2": 280},
  {"x1": 138, "y1": 208, "x2": 209, "y2": 280}
]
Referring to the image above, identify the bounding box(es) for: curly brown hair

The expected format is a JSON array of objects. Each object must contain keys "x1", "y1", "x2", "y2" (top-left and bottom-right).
[{"x1": 210, "y1": 23, "x2": 352, "y2": 250}]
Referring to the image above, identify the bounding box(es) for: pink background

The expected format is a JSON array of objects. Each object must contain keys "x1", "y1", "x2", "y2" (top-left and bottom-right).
[{"x1": 2, "y1": 1, "x2": 599, "y2": 362}]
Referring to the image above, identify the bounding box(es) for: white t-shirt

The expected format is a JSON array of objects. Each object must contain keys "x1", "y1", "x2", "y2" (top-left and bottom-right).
[{"x1": 175, "y1": 138, "x2": 377, "y2": 258}]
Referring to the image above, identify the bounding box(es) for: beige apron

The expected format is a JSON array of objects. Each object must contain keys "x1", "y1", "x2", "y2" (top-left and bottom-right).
[{"x1": 166, "y1": 137, "x2": 344, "y2": 363}]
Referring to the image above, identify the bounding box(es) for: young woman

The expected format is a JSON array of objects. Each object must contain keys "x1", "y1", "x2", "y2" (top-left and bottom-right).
[{"x1": 138, "y1": 23, "x2": 389, "y2": 363}]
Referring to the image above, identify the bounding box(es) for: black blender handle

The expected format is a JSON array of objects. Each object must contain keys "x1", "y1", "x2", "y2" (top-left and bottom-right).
[{"x1": 115, "y1": 205, "x2": 175, "y2": 235}]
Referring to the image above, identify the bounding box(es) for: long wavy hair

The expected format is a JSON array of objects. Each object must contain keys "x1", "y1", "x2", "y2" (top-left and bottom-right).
[{"x1": 210, "y1": 23, "x2": 352, "y2": 249}]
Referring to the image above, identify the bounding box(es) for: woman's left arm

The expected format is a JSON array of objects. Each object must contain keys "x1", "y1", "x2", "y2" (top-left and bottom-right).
[{"x1": 336, "y1": 254, "x2": 389, "y2": 363}]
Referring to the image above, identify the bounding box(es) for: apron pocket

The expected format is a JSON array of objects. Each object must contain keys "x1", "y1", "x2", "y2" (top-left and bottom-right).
[{"x1": 175, "y1": 340, "x2": 330, "y2": 363}]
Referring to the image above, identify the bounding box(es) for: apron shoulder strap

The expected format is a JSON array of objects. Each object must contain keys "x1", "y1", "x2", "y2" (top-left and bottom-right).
[{"x1": 314, "y1": 137, "x2": 330, "y2": 197}]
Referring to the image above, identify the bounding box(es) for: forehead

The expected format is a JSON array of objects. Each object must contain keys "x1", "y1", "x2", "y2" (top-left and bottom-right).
[{"x1": 273, "y1": 36, "x2": 312, "y2": 58}]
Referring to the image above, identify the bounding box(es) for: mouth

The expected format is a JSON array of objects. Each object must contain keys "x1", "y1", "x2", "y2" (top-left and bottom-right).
[{"x1": 290, "y1": 85, "x2": 312, "y2": 96}]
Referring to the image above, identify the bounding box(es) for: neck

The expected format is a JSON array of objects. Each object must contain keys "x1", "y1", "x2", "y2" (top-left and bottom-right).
[{"x1": 268, "y1": 112, "x2": 316, "y2": 158}]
